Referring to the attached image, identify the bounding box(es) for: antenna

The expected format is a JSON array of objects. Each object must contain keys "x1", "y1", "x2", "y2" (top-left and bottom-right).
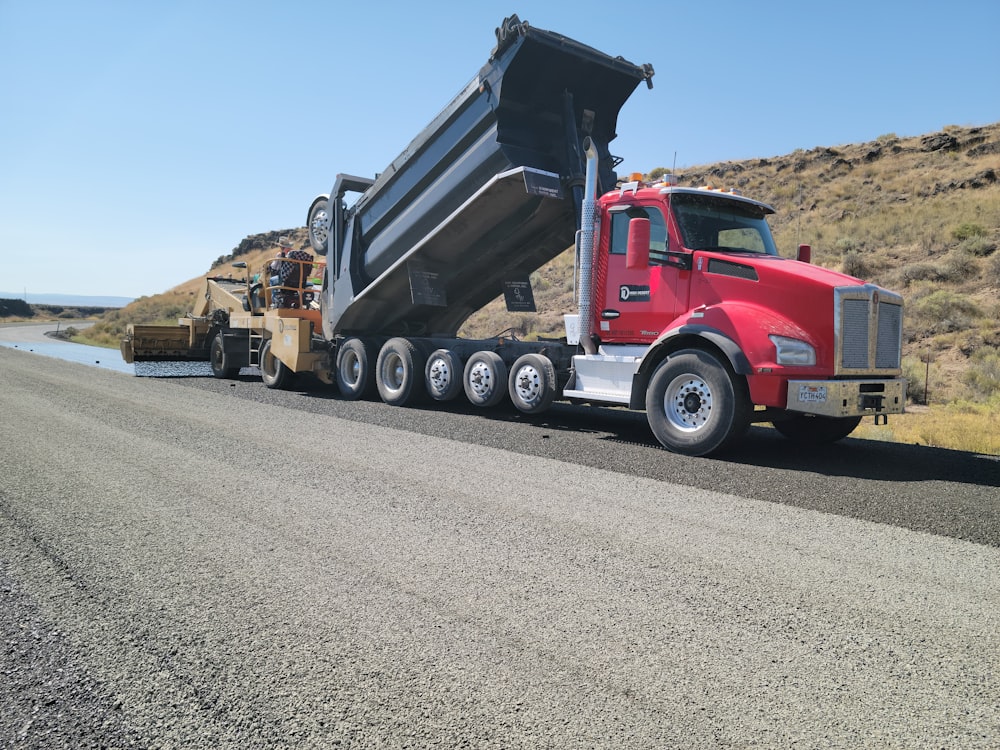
[
  {"x1": 796, "y1": 184, "x2": 803, "y2": 248},
  {"x1": 667, "y1": 152, "x2": 677, "y2": 249}
]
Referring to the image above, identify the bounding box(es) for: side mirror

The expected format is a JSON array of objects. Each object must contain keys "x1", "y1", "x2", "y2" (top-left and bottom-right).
[
  {"x1": 796, "y1": 244, "x2": 812, "y2": 264},
  {"x1": 626, "y1": 217, "x2": 651, "y2": 270}
]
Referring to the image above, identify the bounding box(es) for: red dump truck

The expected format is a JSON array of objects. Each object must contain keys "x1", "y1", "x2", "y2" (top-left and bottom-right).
[{"x1": 123, "y1": 15, "x2": 905, "y2": 456}]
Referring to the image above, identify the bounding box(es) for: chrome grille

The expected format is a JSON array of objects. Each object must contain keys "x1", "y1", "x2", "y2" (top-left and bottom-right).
[
  {"x1": 835, "y1": 285, "x2": 903, "y2": 375},
  {"x1": 841, "y1": 299, "x2": 870, "y2": 369},
  {"x1": 876, "y1": 302, "x2": 903, "y2": 369}
]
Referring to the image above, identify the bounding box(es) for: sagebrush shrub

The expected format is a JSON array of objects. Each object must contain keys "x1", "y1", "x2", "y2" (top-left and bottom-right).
[
  {"x1": 958, "y1": 236, "x2": 996, "y2": 257},
  {"x1": 952, "y1": 222, "x2": 986, "y2": 241},
  {"x1": 963, "y1": 346, "x2": 1000, "y2": 397},
  {"x1": 908, "y1": 289, "x2": 981, "y2": 335},
  {"x1": 842, "y1": 250, "x2": 870, "y2": 279},
  {"x1": 987, "y1": 253, "x2": 1000, "y2": 287}
]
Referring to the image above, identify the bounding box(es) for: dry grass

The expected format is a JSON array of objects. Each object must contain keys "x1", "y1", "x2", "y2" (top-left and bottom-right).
[{"x1": 854, "y1": 402, "x2": 1000, "y2": 456}]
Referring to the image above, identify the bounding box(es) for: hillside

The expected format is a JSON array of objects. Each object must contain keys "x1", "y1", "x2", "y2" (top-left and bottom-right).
[{"x1": 89, "y1": 123, "x2": 1000, "y2": 404}]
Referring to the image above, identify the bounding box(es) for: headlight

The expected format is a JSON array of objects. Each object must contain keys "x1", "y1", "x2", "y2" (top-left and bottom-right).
[{"x1": 769, "y1": 335, "x2": 816, "y2": 366}]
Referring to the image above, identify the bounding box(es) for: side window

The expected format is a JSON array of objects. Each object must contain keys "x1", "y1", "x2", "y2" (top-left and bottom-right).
[
  {"x1": 609, "y1": 211, "x2": 630, "y2": 255},
  {"x1": 609, "y1": 206, "x2": 668, "y2": 263}
]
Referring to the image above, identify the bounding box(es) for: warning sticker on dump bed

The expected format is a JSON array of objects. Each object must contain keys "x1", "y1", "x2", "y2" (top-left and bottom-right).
[{"x1": 797, "y1": 385, "x2": 828, "y2": 403}]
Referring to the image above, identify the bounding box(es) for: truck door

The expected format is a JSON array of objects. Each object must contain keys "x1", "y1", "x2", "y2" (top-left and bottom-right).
[{"x1": 597, "y1": 205, "x2": 678, "y2": 344}]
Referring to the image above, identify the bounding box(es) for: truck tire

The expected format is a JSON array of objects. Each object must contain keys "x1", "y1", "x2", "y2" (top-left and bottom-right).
[
  {"x1": 210, "y1": 333, "x2": 240, "y2": 379},
  {"x1": 425, "y1": 349, "x2": 463, "y2": 401},
  {"x1": 645, "y1": 349, "x2": 750, "y2": 456},
  {"x1": 376, "y1": 337, "x2": 426, "y2": 406},
  {"x1": 508, "y1": 353, "x2": 557, "y2": 414},
  {"x1": 307, "y1": 196, "x2": 330, "y2": 254},
  {"x1": 772, "y1": 414, "x2": 862, "y2": 444},
  {"x1": 463, "y1": 351, "x2": 508, "y2": 408},
  {"x1": 260, "y1": 339, "x2": 294, "y2": 390},
  {"x1": 336, "y1": 337, "x2": 376, "y2": 400}
]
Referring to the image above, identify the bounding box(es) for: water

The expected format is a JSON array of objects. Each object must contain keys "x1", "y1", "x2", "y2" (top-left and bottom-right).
[
  {"x1": 0, "y1": 335, "x2": 258, "y2": 378},
  {"x1": 0, "y1": 339, "x2": 136, "y2": 374}
]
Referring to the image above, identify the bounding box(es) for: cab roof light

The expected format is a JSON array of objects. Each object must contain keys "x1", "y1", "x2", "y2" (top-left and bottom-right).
[{"x1": 619, "y1": 178, "x2": 643, "y2": 196}]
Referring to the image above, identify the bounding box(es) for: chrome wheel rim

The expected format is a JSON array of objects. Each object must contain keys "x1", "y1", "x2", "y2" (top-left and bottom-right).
[
  {"x1": 512, "y1": 363, "x2": 542, "y2": 405},
  {"x1": 467, "y1": 360, "x2": 496, "y2": 399},
  {"x1": 664, "y1": 374, "x2": 713, "y2": 432},
  {"x1": 427, "y1": 356, "x2": 453, "y2": 396}
]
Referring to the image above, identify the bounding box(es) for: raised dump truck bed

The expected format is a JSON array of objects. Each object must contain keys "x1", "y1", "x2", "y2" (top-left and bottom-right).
[{"x1": 316, "y1": 15, "x2": 654, "y2": 338}]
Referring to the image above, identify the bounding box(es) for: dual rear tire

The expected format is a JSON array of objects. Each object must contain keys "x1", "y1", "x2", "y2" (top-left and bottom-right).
[
  {"x1": 507, "y1": 353, "x2": 558, "y2": 414},
  {"x1": 376, "y1": 338, "x2": 426, "y2": 406},
  {"x1": 336, "y1": 337, "x2": 377, "y2": 400},
  {"x1": 463, "y1": 351, "x2": 508, "y2": 408},
  {"x1": 425, "y1": 349, "x2": 464, "y2": 402}
]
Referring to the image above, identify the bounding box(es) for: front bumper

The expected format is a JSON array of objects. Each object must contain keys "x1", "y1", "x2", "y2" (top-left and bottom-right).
[{"x1": 786, "y1": 378, "x2": 906, "y2": 418}]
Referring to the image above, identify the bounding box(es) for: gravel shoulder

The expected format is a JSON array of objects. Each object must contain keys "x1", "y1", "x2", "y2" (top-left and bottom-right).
[{"x1": 2, "y1": 346, "x2": 999, "y2": 748}]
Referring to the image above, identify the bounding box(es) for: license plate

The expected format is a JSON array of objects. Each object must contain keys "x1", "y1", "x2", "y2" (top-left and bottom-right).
[{"x1": 798, "y1": 385, "x2": 827, "y2": 403}]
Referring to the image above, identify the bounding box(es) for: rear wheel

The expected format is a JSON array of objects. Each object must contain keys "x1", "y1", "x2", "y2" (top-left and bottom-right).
[
  {"x1": 772, "y1": 414, "x2": 862, "y2": 444},
  {"x1": 425, "y1": 349, "x2": 463, "y2": 401},
  {"x1": 463, "y1": 351, "x2": 508, "y2": 407},
  {"x1": 645, "y1": 349, "x2": 750, "y2": 456},
  {"x1": 336, "y1": 337, "x2": 376, "y2": 400},
  {"x1": 210, "y1": 333, "x2": 239, "y2": 379},
  {"x1": 376, "y1": 338, "x2": 426, "y2": 406},
  {"x1": 508, "y1": 353, "x2": 557, "y2": 414},
  {"x1": 260, "y1": 339, "x2": 294, "y2": 390}
]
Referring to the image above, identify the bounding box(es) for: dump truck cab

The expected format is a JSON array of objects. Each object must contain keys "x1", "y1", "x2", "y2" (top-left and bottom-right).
[{"x1": 562, "y1": 174, "x2": 905, "y2": 453}]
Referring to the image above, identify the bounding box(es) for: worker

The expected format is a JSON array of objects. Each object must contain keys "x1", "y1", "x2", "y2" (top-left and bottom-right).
[{"x1": 269, "y1": 236, "x2": 294, "y2": 286}]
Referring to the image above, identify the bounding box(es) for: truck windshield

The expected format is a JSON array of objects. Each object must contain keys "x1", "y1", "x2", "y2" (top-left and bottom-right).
[{"x1": 672, "y1": 194, "x2": 778, "y2": 256}]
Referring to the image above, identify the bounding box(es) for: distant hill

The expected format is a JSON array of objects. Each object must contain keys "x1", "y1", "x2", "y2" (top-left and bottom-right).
[
  {"x1": 0, "y1": 292, "x2": 134, "y2": 308},
  {"x1": 89, "y1": 123, "x2": 1000, "y2": 403}
]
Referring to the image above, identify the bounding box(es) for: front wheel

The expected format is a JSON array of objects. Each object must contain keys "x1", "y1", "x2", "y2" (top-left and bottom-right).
[
  {"x1": 210, "y1": 333, "x2": 239, "y2": 379},
  {"x1": 260, "y1": 339, "x2": 294, "y2": 390},
  {"x1": 645, "y1": 349, "x2": 750, "y2": 456},
  {"x1": 772, "y1": 414, "x2": 862, "y2": 444}
]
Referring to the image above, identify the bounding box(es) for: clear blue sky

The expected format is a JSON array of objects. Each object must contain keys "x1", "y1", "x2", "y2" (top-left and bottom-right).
[{"x1": 2, "y1": 0, "x2": 998, "y2": 299}]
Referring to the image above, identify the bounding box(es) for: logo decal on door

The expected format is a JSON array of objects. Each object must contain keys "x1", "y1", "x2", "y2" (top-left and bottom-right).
[{"x1": 619, "y1": 285, "x2": 651, "y2": 302}]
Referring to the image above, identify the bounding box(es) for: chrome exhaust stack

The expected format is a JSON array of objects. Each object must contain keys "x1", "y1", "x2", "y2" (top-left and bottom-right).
[{"x1": 577, "y1": 137, "x2": 600, "y2": 355}]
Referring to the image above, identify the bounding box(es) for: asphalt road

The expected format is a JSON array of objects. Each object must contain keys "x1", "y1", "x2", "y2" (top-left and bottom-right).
[{"x1": 2, "y1": 343, "x2": 998, "y2": 749}]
